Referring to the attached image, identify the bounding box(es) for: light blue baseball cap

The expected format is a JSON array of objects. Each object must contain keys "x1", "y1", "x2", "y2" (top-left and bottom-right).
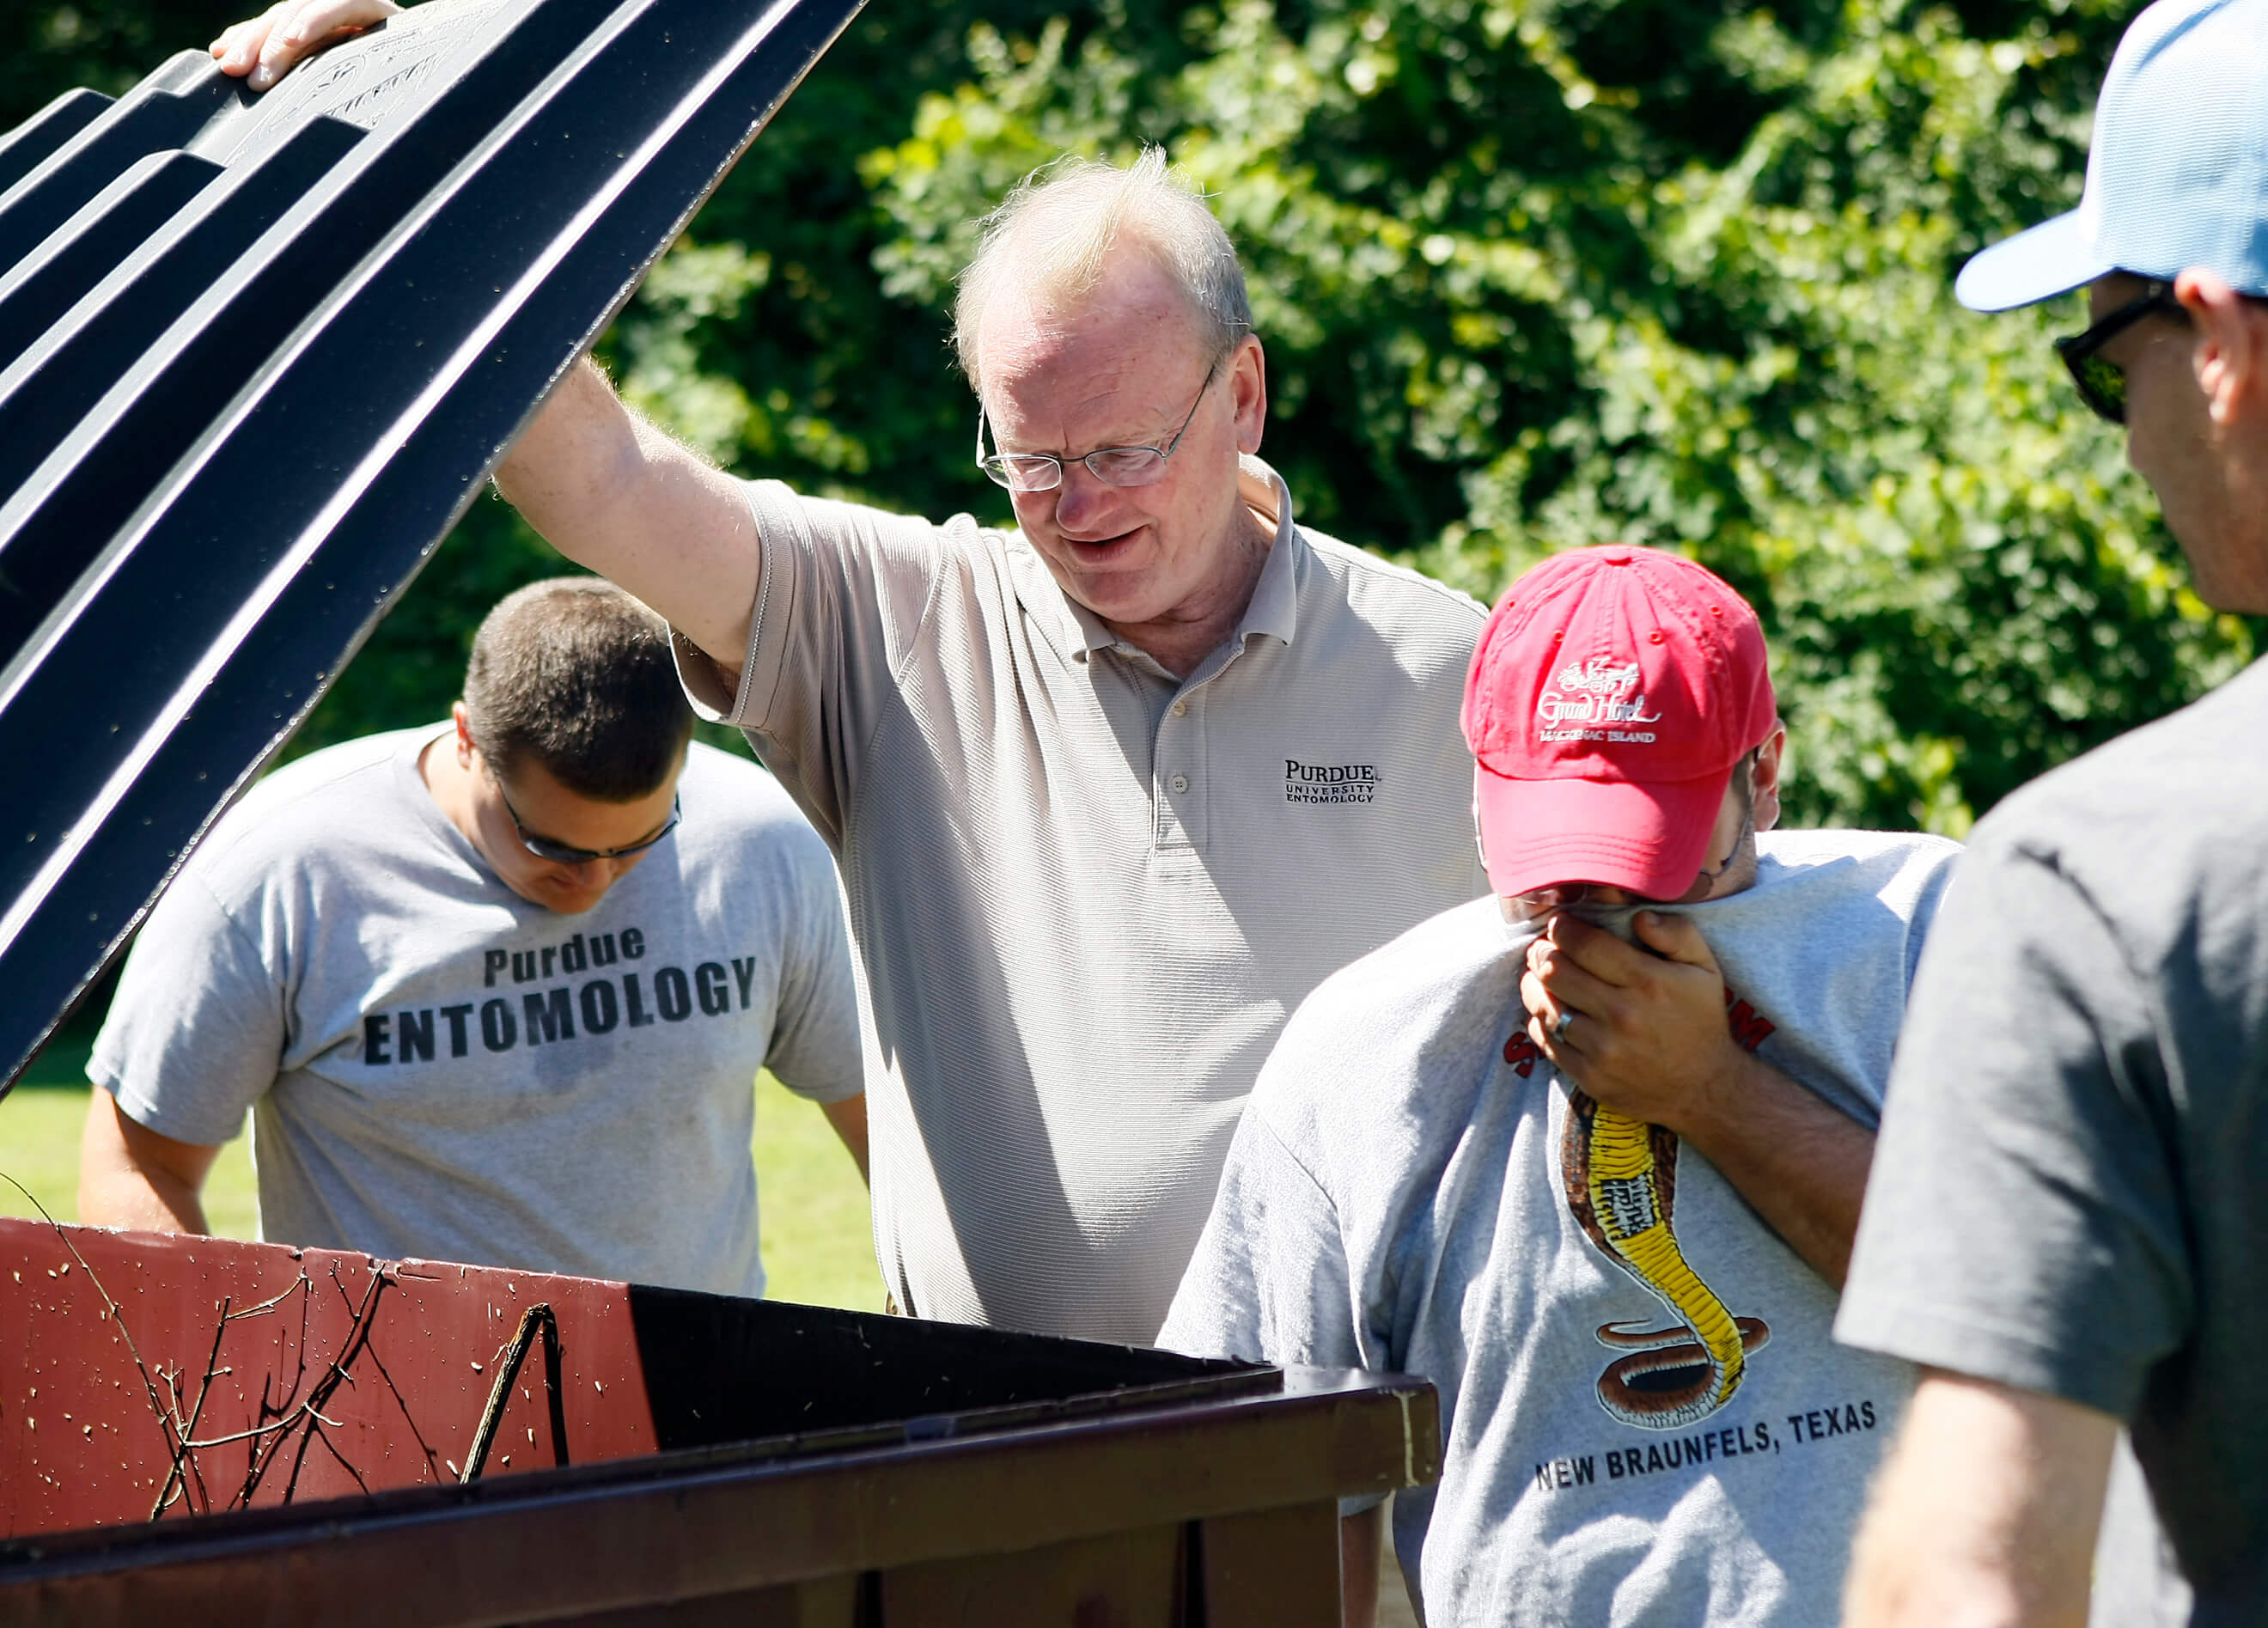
[{"x1": 1957, "y1": 0, "x2": 2268, "y2": 312}]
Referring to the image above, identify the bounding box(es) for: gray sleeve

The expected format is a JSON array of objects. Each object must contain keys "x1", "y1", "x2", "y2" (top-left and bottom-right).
[
  {"x1": 674, "y1": 481, "x2": 944, "y2": 845},
  {"x1": 1158, "y1": 1110, "x2": 1367, "y2": 1369},
  {"x1": 1159, "y1": 1108, "x2": 1388, "y2": 1515},
  {"x1": 1837, "y1": 841, "x2": 2189, "y2": 1419},
  {"x1": 1901, "y1": 839, "x2": 1963, "y2": 988},
  {"x1": 88, "y1": 874, "x2": 283, "y2": 1148},
  {"x1": 760, "y1": 832, "x2": 864, "y2": 1105}
]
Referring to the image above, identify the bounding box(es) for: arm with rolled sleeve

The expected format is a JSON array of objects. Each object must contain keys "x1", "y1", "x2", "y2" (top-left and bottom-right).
[
  {"x1": 670, "y1": 481, "x2": 945, "y2": 848},
  {"x1": 487, "y1": 360, "x2": 946, "y2": 847},
  {"x1": 80, "y1": 873, "x2": 287, "y2": 1232},
  {"x1": 1837, "y1": 842, "x2": 2186, "y2": 1625}
]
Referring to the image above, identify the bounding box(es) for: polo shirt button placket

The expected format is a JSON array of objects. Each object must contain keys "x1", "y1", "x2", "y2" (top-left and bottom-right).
[{"x1": 1156, "y1": 685, "x2": 1201, "y2": 851}]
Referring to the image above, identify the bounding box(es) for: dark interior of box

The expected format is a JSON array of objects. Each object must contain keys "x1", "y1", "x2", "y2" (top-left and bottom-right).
[{"x1": 626, "y1": 1285, "x2": 1269, "y2": 1452}]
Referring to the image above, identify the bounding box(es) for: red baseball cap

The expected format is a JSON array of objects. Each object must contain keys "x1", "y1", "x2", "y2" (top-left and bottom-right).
[{"x1": 1460, "y1": 546, "x2": 1776, "y2": 901}]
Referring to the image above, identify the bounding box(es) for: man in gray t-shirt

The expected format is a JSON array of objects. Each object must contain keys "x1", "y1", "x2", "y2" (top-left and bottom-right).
[
  {"x1": 78, "y1": 579, "x2": 865, "y2": 1298},
  {"x1": 1838, "y1": 3, "x2": 2268, "y2": 1622},
  {"x1": 1162, "y1": 547, "x2": 1955, "y2": 1625}
]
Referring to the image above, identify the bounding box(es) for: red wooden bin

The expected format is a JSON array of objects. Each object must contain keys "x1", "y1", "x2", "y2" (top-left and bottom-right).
[{"x1": 0, "y1": 1217, "x2": 1437, "y2": 1625}]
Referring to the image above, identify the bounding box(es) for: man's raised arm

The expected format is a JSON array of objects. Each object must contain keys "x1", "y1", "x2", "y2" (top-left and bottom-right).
[{"x1": 492, "y1": 359, "x2": 761, "y2": 668}]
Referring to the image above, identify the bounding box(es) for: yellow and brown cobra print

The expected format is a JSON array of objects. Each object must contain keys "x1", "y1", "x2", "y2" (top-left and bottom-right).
[{"x1": 1560, "y1": 1088, "x2": 1770, "y2": 1430}]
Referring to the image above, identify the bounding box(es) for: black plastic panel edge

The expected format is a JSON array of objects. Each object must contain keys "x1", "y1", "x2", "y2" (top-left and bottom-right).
[{"x1": 0, "y1": 0, "x2": 863, "y2": 1092}]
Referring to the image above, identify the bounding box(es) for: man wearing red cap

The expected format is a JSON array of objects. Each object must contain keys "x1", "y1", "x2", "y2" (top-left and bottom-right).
[{"x1": 1161, "y1": 545, "x2": 1960, "y2": 1625}]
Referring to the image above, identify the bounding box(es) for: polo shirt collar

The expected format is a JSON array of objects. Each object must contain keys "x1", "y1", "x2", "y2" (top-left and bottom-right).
[
  {"x1": 1019, "y1": 454, "x2": 1305, "y2": 666},
  {"x1": 1233, "y1": 454, "x2": 1300, "y2": 649}
]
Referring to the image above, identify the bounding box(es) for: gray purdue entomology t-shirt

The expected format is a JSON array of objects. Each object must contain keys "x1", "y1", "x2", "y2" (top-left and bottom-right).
[
  {"x1": 1161, "y1": 831, "x2": 1960, "y2": 1626},
  {"x1": 92, "y1": 728, "x2": 863, "y2": 1297},
  {"x1": 1840, "y1": 659, "x2": 2268, "y2": 1623},
  {"x1": 676, "y1": 455, "x2": 1489, "y2": 1344}
]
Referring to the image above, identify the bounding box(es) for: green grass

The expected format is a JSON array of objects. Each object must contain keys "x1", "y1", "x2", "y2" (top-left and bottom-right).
[
  {"x1": 750, "y1": 1075, "x2": 885, "y2": 1312},
  {"x1": 0, "y1": 1041, "x2": 881, "y2": 1313}
]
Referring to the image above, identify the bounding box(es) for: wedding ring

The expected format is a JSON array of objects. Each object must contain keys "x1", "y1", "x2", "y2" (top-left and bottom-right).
[{"x1": 1553, "y1": 1008, "x2": 1575, "y2": 1043}]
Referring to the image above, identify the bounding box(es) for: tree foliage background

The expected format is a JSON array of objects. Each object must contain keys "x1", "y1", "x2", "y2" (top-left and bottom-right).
[{"x1": 7, "y1": 0, "x2": 2253, "y2": 832}]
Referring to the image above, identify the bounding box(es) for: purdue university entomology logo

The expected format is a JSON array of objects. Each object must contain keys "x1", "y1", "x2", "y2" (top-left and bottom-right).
[{"x1": 1284, "y1": 759, "x2": 1381, "y2": 805}]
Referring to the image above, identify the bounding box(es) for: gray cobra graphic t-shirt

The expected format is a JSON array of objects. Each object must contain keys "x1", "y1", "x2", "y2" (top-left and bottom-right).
[
  {"x1": 92, "y1": 727, "x2": 863, "y2": 1297},
  {"x1": 1161, "y1": 830, "x2": 1960, "y2": 1626}
]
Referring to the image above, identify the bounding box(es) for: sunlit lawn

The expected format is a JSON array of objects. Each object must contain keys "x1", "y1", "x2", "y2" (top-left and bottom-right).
[{"x1": 0, "y1": 1036, "x2": 881, "y2": 1313}]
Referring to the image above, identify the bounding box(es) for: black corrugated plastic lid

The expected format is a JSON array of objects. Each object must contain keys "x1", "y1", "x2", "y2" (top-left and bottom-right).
[{"x1": 0, "y1": 0, "x2": 863, "y2": 1094}]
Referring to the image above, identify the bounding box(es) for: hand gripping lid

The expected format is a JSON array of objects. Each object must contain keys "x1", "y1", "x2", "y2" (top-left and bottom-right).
[
  {"x1": 1957, "y1": 0, "x2": 2268, "y2": 311},
  {"x1": 1460, "y1": 546, "x2": 1777, "y2": 900}
]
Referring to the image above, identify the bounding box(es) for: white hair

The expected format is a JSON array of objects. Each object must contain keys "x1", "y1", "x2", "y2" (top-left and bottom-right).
[{"x1": 953, "y1": 149, "x2": 1253, "y2": 391}]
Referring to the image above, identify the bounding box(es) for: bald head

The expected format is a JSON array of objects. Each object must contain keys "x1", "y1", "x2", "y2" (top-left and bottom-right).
[
  {"x1": 977, "y1": 251, "x2": 1206, "y2": 406},
  {"x1": 954, "y1": 149, "x2": 1251, "y2": 394}
]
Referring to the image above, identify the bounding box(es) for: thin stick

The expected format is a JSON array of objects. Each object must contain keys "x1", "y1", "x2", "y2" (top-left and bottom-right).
[
  {"x1": 540, "y1": 1306, "x2": 570, "y2": 1470},
  {"x1": 308, "y1": 1416, "x2": 373, "y2": 1495},
  {"x1": 149, "y1": 1295, "x2": 232, "y2": 1520},
  {"x1": 0, "y1": 1173, "x2": 193, "y2": 1505},
  {"x1": 257, "y1": 1265, "x2": 387, "y2": 1507},
  {"x1": 460, "y1": 1304, "x2": 561, "y2": 1483},
  {"x1": 357, "y1": 1333, "x2": 445, "y2": 1483}
]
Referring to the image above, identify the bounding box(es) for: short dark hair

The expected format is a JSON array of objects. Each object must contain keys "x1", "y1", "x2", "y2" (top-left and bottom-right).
[{"x1": 462, "y1": 577, "x2": 693, "y2": 802}]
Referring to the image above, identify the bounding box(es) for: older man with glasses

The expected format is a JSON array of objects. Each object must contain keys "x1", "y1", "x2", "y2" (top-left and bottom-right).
[
  {"x1": 1838, "y1": 1, "x2": 2268, "y2": 1622},
  {"x1": 216, "y1": 0, "x2": 1495, "y2": 1349},
  {"x1": 80, "y1": 577, "x2": 868, "y2": 1295},
  {"x1": 538, "y1": 149, "x2": 1490, "y2": 1347}
]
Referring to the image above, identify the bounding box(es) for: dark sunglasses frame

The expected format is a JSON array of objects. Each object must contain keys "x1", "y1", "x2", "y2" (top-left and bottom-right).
[
  {"x1": 2054, "y1": 280, "x2": 2185, "y2": 425},
  {"x1": 495, "y1": 781, "x2": 680, "y2": 866}
]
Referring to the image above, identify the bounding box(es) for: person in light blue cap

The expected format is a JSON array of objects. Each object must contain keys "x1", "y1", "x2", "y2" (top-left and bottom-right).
[{"x1": 1837, "y1": 1, "x2": 2268, "y2": 1623}]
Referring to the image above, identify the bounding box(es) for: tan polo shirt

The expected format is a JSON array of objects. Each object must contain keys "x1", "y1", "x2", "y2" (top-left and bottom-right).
[{"x1": 679, "y1": 456, "x2": 1487, "y2": 1343}]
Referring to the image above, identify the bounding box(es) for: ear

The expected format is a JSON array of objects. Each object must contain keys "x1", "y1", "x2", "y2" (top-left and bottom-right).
[
  {"x1": 452, "y1": 701, "x2": 477, "y2": 770},
  {"x1": 1229, "y1": 333, "x2": 1268, "y2": 456},
  {"x1": 1750, "y1": 725, "x2": 1787, "y2": 835},
  {"x1": 2177, "y1": 269, "x2": 2268, "y2": 431}
]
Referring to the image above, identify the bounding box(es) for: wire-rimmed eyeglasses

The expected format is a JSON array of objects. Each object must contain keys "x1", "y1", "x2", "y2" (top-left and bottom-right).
[{"x1": 975, "y1": 357, "x2": 1222, "y2": 492}]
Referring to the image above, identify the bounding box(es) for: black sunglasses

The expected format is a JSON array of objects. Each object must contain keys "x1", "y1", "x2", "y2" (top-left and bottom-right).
[
  {"x1": 2054, "y1": 280, "x2": 2185, "y2": 425},
  {"x1": 495, "y1": 781, "x2": 680, "y2": 866}
]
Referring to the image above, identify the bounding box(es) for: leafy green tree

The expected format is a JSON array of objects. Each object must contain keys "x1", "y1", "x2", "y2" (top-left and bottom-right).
[
  {"x1": 849, "y1": 0, "x2": 2253, "y2": 830},
  {"x1": 3, "y1": 0, "x2": 237, "y2": 115},
  {"x1": 7, "y1": 0, "x2": 2253, "y2": 828}
]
